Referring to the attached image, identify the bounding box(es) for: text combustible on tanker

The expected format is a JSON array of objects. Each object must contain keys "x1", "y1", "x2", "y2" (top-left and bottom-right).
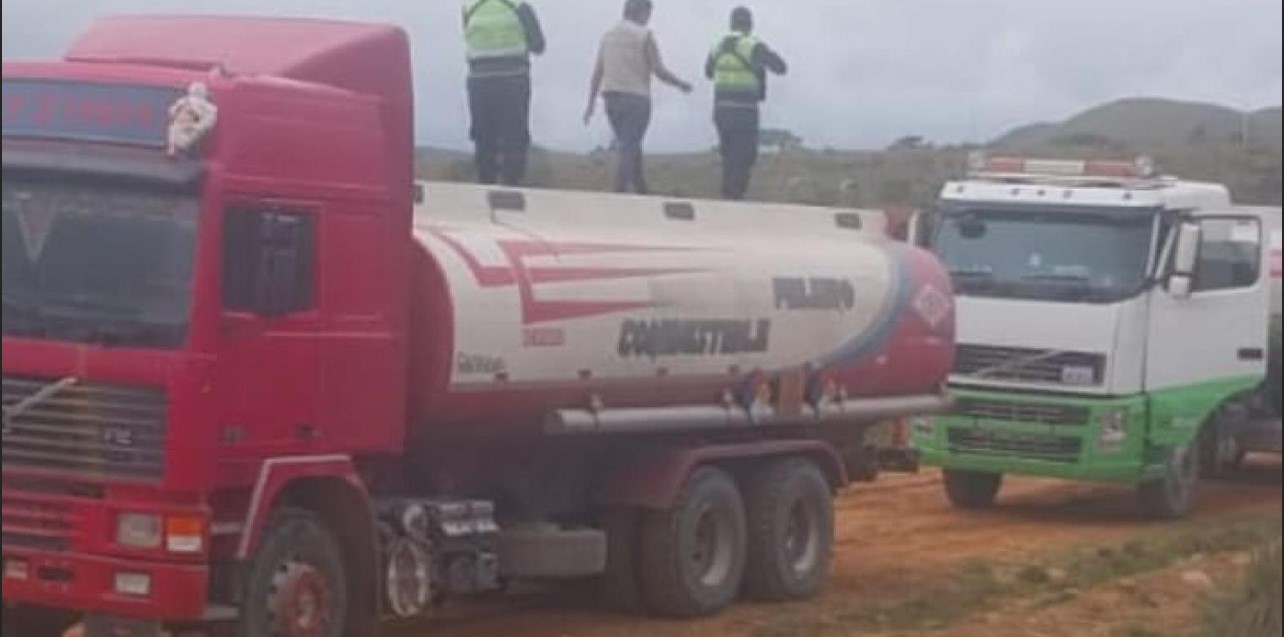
[
  {"x1": 614, "y1": 277, "x2": 859, "y2": 360},
  {"x1": 618, "y1": 319, "x2": 771, "y2": 360}
]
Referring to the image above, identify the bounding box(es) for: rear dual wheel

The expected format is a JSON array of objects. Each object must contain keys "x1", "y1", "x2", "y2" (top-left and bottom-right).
[
  {"x1": 639, "y1": 466, "x2": 748, "y2": 617},
  {"x1": 742, "y1": 458, "x2": 834, "y2": 602},
  {"x1": 633, "y1": 459, "x2": 835, "y2": 618}
]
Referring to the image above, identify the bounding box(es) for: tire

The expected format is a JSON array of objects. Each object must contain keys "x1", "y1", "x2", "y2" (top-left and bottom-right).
[
  {"x1": 1200, "y1": 408, "x2": 1247, "y2": 478},
  {"x1": 1, "y1": 606, "x2": 76, "y2": 637},
  {"x1": 600, "y1": 508, "x2": 644, "y2": 613},
  {"x1": 639, "y1": 466, "x2": 747, "y2": 618},
  {"x1": 943, "y1": 470, "x2": 1003, "y2": 509},
  {"x1": 1139, "y1": 444, "x2": 1200, "y2": 520},
  {"x1": 240, "y1": 508, "x2": 349, "y2": 637},
  {"x1": 742, "y1": 457, "x2": 834, "y2": 602}
]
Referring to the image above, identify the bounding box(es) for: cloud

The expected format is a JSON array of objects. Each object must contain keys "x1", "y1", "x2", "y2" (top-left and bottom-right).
[{"x1": 4, "y1": 0, "x2": 1281, "y2": 151}]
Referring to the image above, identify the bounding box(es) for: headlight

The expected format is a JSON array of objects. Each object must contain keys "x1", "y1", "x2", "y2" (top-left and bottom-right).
[
  {"x1": 116, "y1": 513, "x2": 163, "y2": 550},
  {"x1": 1098, "y1": 407, "x2": 1128, "y2": 454},
  {"x1": 116, "y1": 513, "x2": 205, "y2": 553},
  {"x1": 911, "y1": 416, "x2": 937, "y2": 437}
]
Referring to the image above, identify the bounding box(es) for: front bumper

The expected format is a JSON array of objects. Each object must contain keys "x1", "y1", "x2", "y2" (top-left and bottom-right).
[
  {"x1": 2, "y1": 482, "x2": 210, "y2": 623},
  {"x1": 914, "y1": 388, "x2": 1152, "y2": 484},
  {"x1": 2, "y1": 549, "x2": 207, "y2": 622}
]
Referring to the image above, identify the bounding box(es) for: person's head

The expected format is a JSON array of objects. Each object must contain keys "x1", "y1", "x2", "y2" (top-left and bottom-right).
[
  {"x1": 730, "y1": 6, "x2": 754, "y2": 33},
  {"x1": 623, "y1": 0, "x2": 653, "y2": 25}
]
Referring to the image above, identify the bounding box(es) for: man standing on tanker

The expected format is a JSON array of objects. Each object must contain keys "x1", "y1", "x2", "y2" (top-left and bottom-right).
[
  {"x1": 584, "y1": 0, "x2": 693, "y2": 195},
  {"x1": 705, "y1": 6, "x2": 787, "y2": 200},
  {"x1": 462, "y1": 0, "x2": 546, "y2": 185}
]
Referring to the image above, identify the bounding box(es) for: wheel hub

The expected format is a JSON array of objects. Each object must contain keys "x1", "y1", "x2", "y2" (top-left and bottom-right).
[
  {"x1": 688, "y1": 504, "x2": 734, "y2": 587},
  {"x1": 269, "y1": 561, "x2": 332, "y2": 637}
]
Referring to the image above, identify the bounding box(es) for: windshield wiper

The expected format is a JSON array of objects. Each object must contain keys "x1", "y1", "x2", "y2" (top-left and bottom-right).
[
  {"x1": 1019, "y1": 273, "x2": 1097, "y2": 301},
  {"x1": 1021, "y1": 273, "x2": 1093, "y2": 284},
  {"x1": 41, "y1": 295, "x2": 147, "y2": 319},
  {"x1": 950, "y1": 268, "x2": 995, "y2": 279}
]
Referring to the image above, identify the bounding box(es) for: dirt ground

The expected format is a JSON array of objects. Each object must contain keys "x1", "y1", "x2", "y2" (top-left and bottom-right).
[
  {"x1": 51, "y1": 456, "x2": 1280, "y2": 637},
  {"x1": 388, "y1": 455, "x2": 1282, "y2": 637}
]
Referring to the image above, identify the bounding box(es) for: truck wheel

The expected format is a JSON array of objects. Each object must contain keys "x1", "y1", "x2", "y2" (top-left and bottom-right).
[
  {"x1": 943, "y1": 470, "x2": 1003, "y2": 509},
  {"x1": 240, "y1": 508, "x2": 349, "y2": 637},
  {"x1": 742, "y1": 458, "x2": 834, "y2": 602},
  {"x1": 1, "y1": 605, "x2": 76, "y2": 637},
  {"x1": 1139, "y1": 444, "x2": 1199, "y2": 520},
  {"x1": 640, "y1": 466, "x2": 747, "y2": 618}
]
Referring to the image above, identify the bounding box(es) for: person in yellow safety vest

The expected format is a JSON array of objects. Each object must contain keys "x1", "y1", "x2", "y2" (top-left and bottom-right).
[
  {"x1": 705, "y1": 6, "x2": 787, "y2": 200},
  {"x1": 462, "y1": 0, "x2": 546, "y2": 185}
]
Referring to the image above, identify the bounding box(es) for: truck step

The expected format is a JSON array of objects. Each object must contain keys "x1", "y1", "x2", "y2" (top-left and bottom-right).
[
  {"x1": 497, "y1": 527, "x2": 607, "y2": 579},
  {"x1": 201, "y1": 604, "x2": 240, "y2": 623}
]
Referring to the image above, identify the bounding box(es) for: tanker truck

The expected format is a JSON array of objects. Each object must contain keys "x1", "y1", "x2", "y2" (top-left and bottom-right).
[
  {"x1": 911, "y1": 153, "x2": 1282, "y2": 519},
  {"x1": 0, "y1": 16, "x2": 956, "y2": 637}
]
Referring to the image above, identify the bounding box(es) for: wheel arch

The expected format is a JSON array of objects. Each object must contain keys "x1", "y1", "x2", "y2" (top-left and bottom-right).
[
  {"x1": 595, "y1": 440, "x2": 847, "y2": 511},
  {"x1": 237, "y1": 456, "x2": 380, "y2": 637}
]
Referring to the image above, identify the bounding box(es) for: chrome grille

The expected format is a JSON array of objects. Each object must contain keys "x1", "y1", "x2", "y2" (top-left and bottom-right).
[
  {"x1": 953, "y1": 344, "x2": 1105, "y2": 386},
  {"x1": 954, "y1": 397, "x2": 1090, "y2": 426},
  {"x1": 2, "y1": 376, "x2": 167, "y2": 482},
  {"x1": 948, "y1": 428, "x2": 1082, "y2": 463}
]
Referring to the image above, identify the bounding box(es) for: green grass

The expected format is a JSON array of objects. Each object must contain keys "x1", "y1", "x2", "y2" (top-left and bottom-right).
[
  {"x1": 745, "y1": 513, "x2": 1282, "y2": 636},
  {"x1": 1201, "y1": 542, "x2": 1283, "y2": 637}
]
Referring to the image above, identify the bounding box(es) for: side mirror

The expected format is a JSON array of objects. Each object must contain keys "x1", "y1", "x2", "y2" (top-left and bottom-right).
[
  {"x1": 907, "y1": 208, "x2": 939, "y2": 247},
  {"x1": 1168, "y1": 274, "x2": 1193, "y2": 300},
  {"x1": 1168, "y1": 222, "x2": 1202, "y2": 299}
]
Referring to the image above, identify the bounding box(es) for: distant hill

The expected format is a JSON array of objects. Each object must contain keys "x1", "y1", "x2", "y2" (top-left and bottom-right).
[
  {"x1": 416, "y1": 97, "x2": 1282, "y2": 208},
  {"x1": 994, "y1": 98, "x2": 1282, "y2": 150},
  {"x1": 1250, "y1": 107, "x2": 1283, "y2": 146}
]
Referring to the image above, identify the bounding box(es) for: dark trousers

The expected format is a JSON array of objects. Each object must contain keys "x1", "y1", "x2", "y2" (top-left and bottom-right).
[
  {"x1": 604, "y1": 92, "x2": 652, "y2": 194},
  {"x1": 468, "y1": 74, "x2": 532, "y2": 186},
  {"x1": 715, "y1": 106, "x2": 760, "y2": 200}
]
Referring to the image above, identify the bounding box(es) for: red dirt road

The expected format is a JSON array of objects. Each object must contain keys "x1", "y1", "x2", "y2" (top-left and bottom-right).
[{"x1": 390, "y1": 457, "x2": 1282, "y2": 637}]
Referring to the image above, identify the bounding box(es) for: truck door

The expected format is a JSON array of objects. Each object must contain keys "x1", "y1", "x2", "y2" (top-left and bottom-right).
[
  {"x1": 216, "y1": 202, "x2": 324, "y2": 453},
  {"x1": 1146, "y1": 214, "x2": 1269, "y2": 413}
]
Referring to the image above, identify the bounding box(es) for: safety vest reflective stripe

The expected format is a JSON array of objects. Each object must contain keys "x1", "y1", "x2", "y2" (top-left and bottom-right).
[
  {"x1": 464, "y1": 0, "x2": 528, "y2": 60},
  {"x1": 712, "y1": 34, "x2": 761, "y2": 91}
]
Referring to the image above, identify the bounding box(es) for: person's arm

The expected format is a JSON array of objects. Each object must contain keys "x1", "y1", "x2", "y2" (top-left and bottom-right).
[
  {"x1": 646, "y1": 33, "x2": 692, "y2": 93},
  {"x1": 584, "y1": 46, "x2": 604, "y2": 124},
  {"x1": 517, "y1": 3, "x2": 546, "y2": 55},
  {"x1": 753, "y1": 42, "x2": 787, "y2": 75},
  {"x1": 705, "y1": 50, "x2": 717, "y2": 80}
]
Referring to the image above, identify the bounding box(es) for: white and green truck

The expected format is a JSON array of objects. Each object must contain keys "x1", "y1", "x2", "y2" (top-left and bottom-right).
[{"x1": 912, "y1": 154, "x2": 1282, "y2": 519}]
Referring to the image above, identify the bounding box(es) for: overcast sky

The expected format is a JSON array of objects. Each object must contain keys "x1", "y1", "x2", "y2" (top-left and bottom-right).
[{"x1": 3, "y1": 0, "x2": 1281, "y2": 152}]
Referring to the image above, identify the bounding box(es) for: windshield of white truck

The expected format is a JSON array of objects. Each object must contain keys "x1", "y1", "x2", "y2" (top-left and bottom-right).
[
  {"x1": 2, "y1": 175, "x2": 198, "y2": 348},
  {"x1": 934, "y1": 207, "x2": 1157, "y2": 303}
]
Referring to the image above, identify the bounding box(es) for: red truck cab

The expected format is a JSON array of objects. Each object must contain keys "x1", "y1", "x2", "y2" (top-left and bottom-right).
[{"x1": 4, "y1": 17, "x2": 412, "y2": 633}]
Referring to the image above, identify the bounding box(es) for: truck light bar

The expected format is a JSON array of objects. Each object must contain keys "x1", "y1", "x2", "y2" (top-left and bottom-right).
[{"x1": 968, "y1": 152, "x2": 1156, "y2": 180}]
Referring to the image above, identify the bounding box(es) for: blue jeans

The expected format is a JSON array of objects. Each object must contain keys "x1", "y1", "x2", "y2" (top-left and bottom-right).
[{"x1": 604, "y1": 92, "x2": 652, "y2": 194}]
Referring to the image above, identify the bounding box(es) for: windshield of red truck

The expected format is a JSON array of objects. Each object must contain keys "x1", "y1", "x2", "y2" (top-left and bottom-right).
[
  {"x1": 934, "y1": 207, "x2": 1158, "y2": 304},
  {"x1": 2, "y1": 175, "x2": 198, "y2": 348}
]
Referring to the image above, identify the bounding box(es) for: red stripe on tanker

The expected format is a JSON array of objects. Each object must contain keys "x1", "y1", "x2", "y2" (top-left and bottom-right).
[{"x1": 409, "y1": 184, "x2": 955, "y2": 427}]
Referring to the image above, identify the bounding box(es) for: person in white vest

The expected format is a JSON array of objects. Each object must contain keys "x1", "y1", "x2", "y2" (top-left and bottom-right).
[{"x1": 583, "y1": 0, "x2": 692, "y2": 195}]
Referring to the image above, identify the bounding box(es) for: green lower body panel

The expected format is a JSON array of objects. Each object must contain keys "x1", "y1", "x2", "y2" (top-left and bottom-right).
[{"x1": 915, "y1": 376, "x2": 1263, "y2": 485}]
